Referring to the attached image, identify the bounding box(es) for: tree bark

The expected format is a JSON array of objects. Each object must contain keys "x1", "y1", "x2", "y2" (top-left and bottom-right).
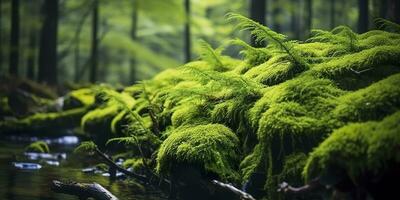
[
  {"x1": 38, "y1": 0, "x2": 58, "y2": 85},
  {"x1": 89, "y1": 0, "x2": 99, "y2": 83},
  {"x1": 290, "y1": 0, "x2": 300, "y2": 39},
  {"x1": 184, "y1": 0, "x2": 191, "y2": 63},
  {"x1": 305, "y1": 0, "x2": 313, "y2": 37},
  {"x1": 250, "y1": 0, "x2": 266, "y2": 47},
  {"x1": 0, "y1": 0, "x2": 2, "y2": 70},
  {"x1": 27, "y1": 29, "x2": 36, "y2": 80},
  {"x1": 388, "y1": 0, "x2": 400, "y2": 24},
  {"x1": 358, "y1": 0, "x2": 369, "y2": 33},
  {"x1": 9, "y1": 0, "x2": 19, "y2": 76},
  {"x1": 330, "y1": 0, "x2": 335, "y2": 29},
  {"x1": 51, "y1": 180, "x2": 119, "y2": 200},
  {"x1": 130, "y1": 1, "x2": 138, "y2": 83}
]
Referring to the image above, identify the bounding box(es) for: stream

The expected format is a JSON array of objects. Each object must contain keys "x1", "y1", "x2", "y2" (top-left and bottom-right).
[{"x1": 0, "y1": 135, "x2": 165, "y2": 200}]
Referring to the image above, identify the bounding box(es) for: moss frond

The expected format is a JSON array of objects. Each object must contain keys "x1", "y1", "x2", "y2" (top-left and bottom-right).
[
  {"x1": 74, "y1": 141, "x2": 97, "y2": 154},
  {"x1": 25, "y1": 141, "x2": 50, "y2": 153}
]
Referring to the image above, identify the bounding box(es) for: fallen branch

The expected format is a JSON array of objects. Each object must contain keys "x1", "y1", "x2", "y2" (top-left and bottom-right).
[
  {"x1": 212, "y1": 180, "x2": 256, "y2": 200},
  {"x1": 350, "y1": 67, "x2": 373, "y2": 75},
  {"x1": 277, "y1": 178, "x2": 322, "y2": 194},
  {"x1": 51, "y1": 180, "x2": 118, "y2": 200},
  {"x1": 94, "y1": 147, "x2": 147, "y2": 182}
]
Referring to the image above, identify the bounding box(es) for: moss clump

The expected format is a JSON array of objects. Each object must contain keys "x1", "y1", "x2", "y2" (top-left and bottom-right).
[
  {"x1": 333, "y1": 73, "x2": 400, "y2": 122},
  {"x1": 63, "y1": 88, "x2": 95, "y2": 110},
  {"x1": 25, "y1": 141, "x2": 50, "y2": 153},
  {"x1": 304, "y1": 111, "x2": 400, "y2": 184},
  {"x1": 156, "y1": 124, "x2": 240, "y2": 181}
]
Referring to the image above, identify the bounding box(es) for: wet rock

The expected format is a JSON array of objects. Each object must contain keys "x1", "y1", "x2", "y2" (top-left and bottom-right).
[{"x1": 13, "y1": 162, "x2": 42, "y2": 170}]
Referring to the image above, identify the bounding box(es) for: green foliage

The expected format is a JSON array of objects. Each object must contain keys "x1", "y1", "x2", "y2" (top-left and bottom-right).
[
  {"x1": 123, "y1": 157, "x2": 145, "y2": 173},
  {"x1": 74, "y1": 141, "x2": 98, "y2": 154},
  {"x1": 231, "y1": 38, "x2": 272, "y2": 68},
  {"x1": 227, "y1": 13, "x2": 306, "y2": 69},
  {"x1": 25, "y1": 141, "x2": 50, "y2": 153},
  {"x1": 156, "y1": 124, "x2": 240, "y2": 181}
]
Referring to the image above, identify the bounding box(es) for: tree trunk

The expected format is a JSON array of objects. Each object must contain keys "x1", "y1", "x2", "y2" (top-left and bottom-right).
[
  {"x1": 184, "y1": 0, "x2": 191, "y2": 63},
  {"x1": 0, "y1": 0, "x2": 3, "y2": 70},
  {"x1": 388, "y1": 0, "x2": 400, "y2": 23},
  {"x1": 330, "y1": 0, "x2": 335, "y2": 29},
  {"x1": 358, "y1": 0, "x2": 369, "y2": 33},
  {"x1": 305, "y1": 0, "x2": 312, "y2": 37},
  {"x1": 130, "y1": 1, "x2": 138, "y2": 83},
  {"x1": 9, "y1": 0, "x2": 19, "y2": 76},
  {"x1": 290, "y1": 0, "x2": 300, "y2": 39},
  {"x1": 38, "y1": 0, "x2": 58, "y2": 85},
  {"x1": 272, "y1": 0, "x2": 281, "y2": 32},
  {"x1": 27, "y1": 30, "x2": 36, "y2": 80},
  {"x1": 89, "y1": 0, "x2": 99, "y2": 83},
  {"x1": 250, "y1": 0, "x2": 266, "y2": 47}
]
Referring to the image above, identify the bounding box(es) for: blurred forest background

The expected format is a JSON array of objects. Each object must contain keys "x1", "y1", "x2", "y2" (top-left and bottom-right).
[{"x1": 0, "y1": 0, "x2": 399, "y2": 87}]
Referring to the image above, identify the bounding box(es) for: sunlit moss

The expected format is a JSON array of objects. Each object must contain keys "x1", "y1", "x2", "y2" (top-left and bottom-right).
[
  {"x1": 63, "y1": 88, "x2": 95, "y2": 109},
  {"x1": 156, "y1": 124, "x2": 240, "y2": 181}
]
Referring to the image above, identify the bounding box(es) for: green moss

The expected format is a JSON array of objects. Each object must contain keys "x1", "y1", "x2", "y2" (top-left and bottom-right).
[
  {"x1": 312, "y1": 46, "x2": 400, "y2": 80},
  {"x1": 25, "y1": 141, "x2": 50, "y2": 153},
  {"x1": 334, "y1": 73, "x2": 400, "y2": 122},
  {"x1": 156, "y1": 124, "x2": 240, "y2": 181},
  {"x1": 63, "y1": 88, "x2": 95, "y2": 109},
  {"x1": 0, "y1": 107, "x2": 87, "y2": 135},
  {"x1": 278, "y1": 152, "x2": 307, "y2": 185},
  {"x1": 303, "y1": 111, "x2": 400, "y2": 184}
]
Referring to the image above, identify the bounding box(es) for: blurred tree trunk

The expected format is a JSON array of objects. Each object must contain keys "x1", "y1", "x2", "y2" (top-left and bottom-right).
[
  {"x1": 379, "y1": 0, "x2": 387, "y2": 19},
  {"x1": 0, "y1": 0, "x2": 3, "y2": 70},
  {"x1": 89, "y1": 0, "x2": 99, "y2": 83},
  {"x1": 184, "y1": 0, "x2": 191, "y2": 63},
  {"x1": 38, "y1": 0, "x2": 58, "y2": 85},
  {"x1": 272, "y1": 0, "x2": 281, "y2": 32},
  {"x1": 330, "y1": 0, "x2": 335, "y2": 29},
  {"x1": 358, "y1": 0, "x2": 369, "y2": 33},
  {"x1": 27, "y1": 30, "x2": 36, "y2": 80},
  {"x1": 388, "y1": 0, "x2": 400, "y2": 23},
  {"x1": 290, "y1": 0, "x2": 300, "y2": 39},
  {"x1": 305, "y1": 0, "x2": 312, "y2": 37},
  {"x1": 9, "y1": 0, "x2": 19, "y2": 76},
  {"x1": 130, "y1": 0, "x2": 138, "y2": 83},
  {"x1": 250, "y1": 0, "x2": 266, "y2": 47}
]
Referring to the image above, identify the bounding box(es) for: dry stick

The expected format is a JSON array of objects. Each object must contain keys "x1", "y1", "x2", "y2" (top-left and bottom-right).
[
  {"x1": 51, "y1": 180, "x2": 119, "y2": 200},
  {"x1": 277, "y1": 177, "x2": 322, "y2": 194},
  {"x1": 212, "y1": 180, "x2": 256, "y2": 200}
]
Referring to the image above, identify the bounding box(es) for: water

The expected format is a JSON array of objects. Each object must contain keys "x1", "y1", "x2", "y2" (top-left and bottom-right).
[{"x1": 0, "y1": 136, "x2": 166, "y2": 200}]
